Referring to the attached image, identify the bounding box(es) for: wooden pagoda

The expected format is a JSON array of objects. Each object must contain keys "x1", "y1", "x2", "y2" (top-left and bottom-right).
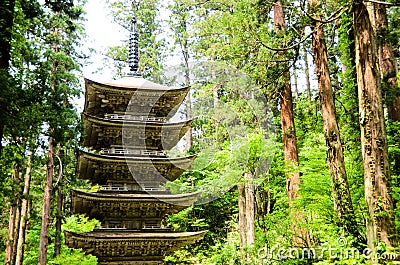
[{"x1": 64, "y1": 17, "x2": 206, "y2": 265}]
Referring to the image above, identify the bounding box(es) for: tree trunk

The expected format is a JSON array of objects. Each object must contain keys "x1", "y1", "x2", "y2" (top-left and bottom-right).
[
  {"x1": 238, "y1": 182, "x2": 247, "y2": 248},
  {"x1": 353, "y1": 0, "x2": 398, "y2": 252},
  {"x1": 366, "y1": 3, "x2": 400, "y2": 122},
  {"x1": 274, "y1": 0, "x2": 300, "y2": 202},
  {"x1": 54, "y1": 149, "x2": 64, "y2": 257},
  {"x1": 293, "y1": 67, "x2": 299, "y2": 101},
  {"x1": 244, "y1": 174, "x2": 255, "y2": 246},
  {"x1": 38, "y1": 136, "x2": 55, "y2": 265},
  {"x1": 15, "y1": 149, "x2": 33, "y2": 265},
  {"x1": 4, "y1": 165, "x2": 19, "y2": 265},
  {"x1": 309, "y1": 0, "x2": 363, "y2": 243},
  {"x1": 183, "y1": 42, "x2": 192, "y2": 150},
  {"x1": 367, "y1": 2, "x2": 400, "y2": 176},
  {"x1": 303, "y1": 42, "x2": 312, "y2": 100},
  {"x1": 12, "y1": 206, "x2": 20, "y2": 264},
  {"x1": 274, "y1": 0, "x2": 304, "y2": 246}
]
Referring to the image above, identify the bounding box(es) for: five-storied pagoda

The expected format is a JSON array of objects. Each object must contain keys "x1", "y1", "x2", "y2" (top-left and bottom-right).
[{"x1": 64, "y1": 16, "x2": 207, "y2": 264}]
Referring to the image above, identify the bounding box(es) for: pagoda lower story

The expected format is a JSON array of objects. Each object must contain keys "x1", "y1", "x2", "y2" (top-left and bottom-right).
[
  {"x1": 65, "y1": 230, "x2": 207, "y2": 264},
  {"x1": 64, "y1": 74, "x2": 207, "y2": 263}
]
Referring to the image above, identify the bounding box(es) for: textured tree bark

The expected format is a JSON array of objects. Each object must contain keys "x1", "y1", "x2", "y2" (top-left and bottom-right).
[
  {"x1": 15, "y1": 149, "x2": 33, "y2": 265},
  {"x1": 274, "y1": 0, "x2": 305, "y2": 246},
  {"x1": 12, "y1": 206, "x2": 20, "y2": 264},
  {"x1": 4, "y1": 205, "x2": 16, "y2": 265},
  {"x1": 244, "y1": 174, "x2": 255, "y2": 246},
  {"x1": 54, "y1": 150, "x2": 64, "y2": 257},
  {"x1": 293, "y1": 67, "x2": 299, "y2": 101},
  {"x1": 303, "y1": 43, "x2": 312, "y2": 101},
  {"x1": 309, "y1": 0, "x2": 363, "y2": 243},
  {"x1": 366, "y1": 3, "x2": 400, "y2": 122},
  {"x1": 367, "y1": 2, "x2": 400, "y2": 176},
  {"x1": 38, "y1": 137, "x2": 55, "y2": 265},
  {"x1": 353, "y1": 0, "x2": 398, "y2": 252},
  {"x1": 4, "y1": 165, "x2": 19, "y2": 265},
  {"x1": 183, "y1": 40, "x2": 192, "y2": 150},
  {"x1": 238, "y1": 182, "x2": 247, "y2": 248}
]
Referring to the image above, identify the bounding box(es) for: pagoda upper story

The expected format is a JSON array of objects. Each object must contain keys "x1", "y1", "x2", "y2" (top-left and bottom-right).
[
  {"x1": 64, "y1": 15, "x2": 206, "y2": 265},
  {"x1": 84, "y1": 77, "x2": 190, "y2": 118}
]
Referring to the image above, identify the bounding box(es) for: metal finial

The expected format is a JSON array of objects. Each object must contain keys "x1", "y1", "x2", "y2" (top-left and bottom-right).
[{"x1": 128, "y1": 16, "x2": 141, "y2": 76}]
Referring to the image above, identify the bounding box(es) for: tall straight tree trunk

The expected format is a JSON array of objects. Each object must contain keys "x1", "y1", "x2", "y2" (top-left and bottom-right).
[
  {"x1": 274, "y1": 0, "x2": 304, "y2": 246},
  {"x1": 4, "y1": 165, "x2": 19, "y2": 265},
  {"x1": 303, "y1": 43, "x2": 312, "y2": 100},
  {"x1": 353, "y1": 0, "x2": 398, "y2": 253},
  {"x1": 238, "y1": 175, "x2": 255, "y2": 254},
  {"x1": 12, "y1": 206, "x2": 20, "y2": 264},
  {"x1": 183, "y1": 42, "x2": 192, "y2": 150},
  {"x1": 38, "y1": 136, "x2": 55, "y2": 265},
  {"x1": 238, "y1": 182, "x2": 247, "y2": 248},
  {"x1": 309, "y1": 0, "x2": 362, "y2": 242},
  {"x1": 366, "y1": 3, "x2": 400, "y2": 122},
  {"x1": 15, "y1": 148, "x2": 33, "y2": 265},
  {"x1": 367, "y1": 2, "x2": 400, "y2": 176},
  {"x1": 293, "y1": 66, "x2": 299, "y2": 101},
  {"x1": 54, "y1": 149, "x2": 64, "y2": 257},
  {"x1": 244, "y1": 173, "x2": 255, "y2": 246},
  {"x1": 274, "y1": 0, "x2": 300, "y2": 201}
]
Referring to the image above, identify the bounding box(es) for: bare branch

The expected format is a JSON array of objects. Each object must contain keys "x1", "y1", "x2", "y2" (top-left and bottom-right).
[
  {"x1": 363, "y1": 0, "x2": 400, "y2": 6},
  {"x1": 257, "y1": 30, "x2": 313, "y2": 52}
]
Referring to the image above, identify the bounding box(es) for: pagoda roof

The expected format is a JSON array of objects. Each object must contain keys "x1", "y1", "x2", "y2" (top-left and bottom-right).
[
  {"x1": 82, "y1": 113, "x2": 192, "y2": 151},
  {"x1": 84, "y1": 77, "x2": 189, "y2": 118},
  {"x1": 77, "y1": 150, "x2": 196, "y2": 185},
  {"x1": 64, "y1": 230, "x2": 207, "y2": 263},
  {"x1": 71, "y1": 189, "x2": 200, "y2": 220}
]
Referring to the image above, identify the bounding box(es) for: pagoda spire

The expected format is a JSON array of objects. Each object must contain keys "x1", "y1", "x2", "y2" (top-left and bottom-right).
[{"x1": 128, "y1": 16, "x2": 141, "y2": 76}]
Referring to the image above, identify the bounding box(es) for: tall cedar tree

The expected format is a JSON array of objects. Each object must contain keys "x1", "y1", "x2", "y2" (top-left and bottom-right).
[
  {"x1": 308, "y1": 0, "x2": 363, "y2": 243},
  {"x1": 38, "y1": 1, "x2": 84, "y2": 263},
  {"x1": 367, "y1": 3, "x2": 400, "y2": 122},
  {"x1": 168, "y1": 0, "x2": 193, "y2": 149},
  {"x1": 273, "y1": 0, "x2": 305, "y2": 246},
  {"x1": 353, "y1": 0, "x2": 398, "y2": 253}
]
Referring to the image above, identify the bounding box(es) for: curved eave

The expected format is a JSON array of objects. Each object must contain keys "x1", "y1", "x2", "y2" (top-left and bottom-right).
[
  {"x1": 70, "y1": 189, "x2": 201, "y2": 219},
  {"x1": 71, "y1": 189, "x2": 201, "y2": 205},
  {"x1": 79, "y1": 149, "x2": 196, "y2": 163},
  {"x1": 64, "y1": 230, "x2": 207, "y2": 260},
  {"x1": 84, "y1": 78, "x2": 190, "y2": 117},
  {"x1": 86, "y1": 77, "x2": 189, "y2": 92},
  {"x1": 82, "y1": 113, "x2": 193, "y2": 150},
  {"x1": 65, "y1": 230, "x2": 207, "y2": 240},
  {"x1": 77, "y1": 150, "x2": 196, "y2": 183}
]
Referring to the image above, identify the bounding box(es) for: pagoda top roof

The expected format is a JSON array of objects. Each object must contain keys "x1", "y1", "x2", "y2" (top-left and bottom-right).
[
  {"x1": 84, "y1": 78, "x2": 190, "y2": 119},
  {"x1": 86, "y1": 77, "x2": 187, "y2": 92}
]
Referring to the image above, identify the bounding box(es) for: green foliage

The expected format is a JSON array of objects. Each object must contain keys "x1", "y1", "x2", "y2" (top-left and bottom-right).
[
  {"x1": 104, "y1": 0, "x2": 166, "y2": 79},
  {"x1": 21, "y1": 215, "x2": 99, "y2": 265}
]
